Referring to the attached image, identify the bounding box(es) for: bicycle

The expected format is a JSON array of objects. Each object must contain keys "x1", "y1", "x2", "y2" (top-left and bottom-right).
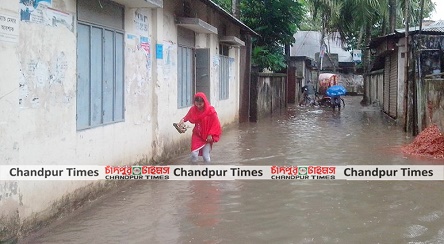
[{"x1": 299, "y1": 93, "x2": 317, "y2": 106}]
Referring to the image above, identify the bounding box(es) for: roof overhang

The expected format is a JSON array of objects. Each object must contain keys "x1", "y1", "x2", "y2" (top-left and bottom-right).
[
  {"x1": 290, "y1": 56, "x2": 313, "y2": 61},
  {"x1": 176, "y1": 17, "x2": 218, "y2": 34},
  {"x1": 338, "y1": 62, "x2": 356, "y2": 68},
  {"x1": 369, "y1": 29, "x2": 444, "y2": 49},
  {"x1": 219, "y1": 36, "x2": 245, "y2": 46},
  {"x1": 198, "y1": 0, "x2": 258, "y2": 36},
  {"x1": 112, "y1": 0, "x2": 162, "y2": 8}
]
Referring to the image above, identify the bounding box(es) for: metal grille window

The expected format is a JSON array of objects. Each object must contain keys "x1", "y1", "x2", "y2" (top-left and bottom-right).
[
  {"x1": 178, "y1": 46, "x2": 194, "y2": 108},
  {"x1": 219, "y1": 44, "x2": 230, "y2": 100},
  {"x1": 76, "y1": 23, "x2": 124, "y2": 130}
]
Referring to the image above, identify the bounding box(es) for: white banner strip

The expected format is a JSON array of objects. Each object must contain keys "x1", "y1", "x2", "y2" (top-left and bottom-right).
[
  {"x1": 0, "y1": 165, "x2": 443, "y2": 181},
  {"x1": 0, "y1": 165, "x2": 104, "y2": 180}
]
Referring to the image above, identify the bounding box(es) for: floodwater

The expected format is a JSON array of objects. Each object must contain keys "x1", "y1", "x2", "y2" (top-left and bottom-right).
[{"x1": 23, "y1": 96, "x2": 444, "y2": 244}]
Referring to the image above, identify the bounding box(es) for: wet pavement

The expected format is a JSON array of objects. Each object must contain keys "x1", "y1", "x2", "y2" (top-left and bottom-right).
[{"x1": 22, "y1": 96, "x2": 444, "y2": 244}]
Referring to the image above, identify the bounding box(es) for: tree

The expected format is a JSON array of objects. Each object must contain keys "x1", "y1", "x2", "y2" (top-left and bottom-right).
[
  {"x1": 212, "y1": 0, "x2": 231, "y2": 11},
  {"x1": 240, "y1": 0, "x2": 305, "y2": 72},
  {"x1": 213, "y1": 0, "x2": 435, "y2": 72},
  {"x1": 306, "y1": 0, "x2": 435, "y2": 104},
  {"x1": 212, "y1": 0, "x2": 305, "y2": 72}
]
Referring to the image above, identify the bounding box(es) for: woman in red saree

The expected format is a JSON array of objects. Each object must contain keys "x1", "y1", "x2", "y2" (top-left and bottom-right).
[{"x1": 178, "y1": 92, "x2": 222, "y2": 163}]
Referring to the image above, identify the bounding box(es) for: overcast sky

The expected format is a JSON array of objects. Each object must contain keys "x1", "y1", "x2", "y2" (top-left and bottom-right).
[{"x1": 431, "y1": 0, "x2": 444, "y2": 21}]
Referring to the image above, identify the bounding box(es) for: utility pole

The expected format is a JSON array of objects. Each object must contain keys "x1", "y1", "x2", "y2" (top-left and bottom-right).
[{"x1": 403, "y1": 0, "x2": 410, "y2": 132}]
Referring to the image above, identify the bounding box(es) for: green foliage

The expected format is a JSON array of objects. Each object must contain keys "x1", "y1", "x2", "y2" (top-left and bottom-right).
[
  {"x1": 252, "y1": 46, "x2": 287, "y2": 72},
  {"x1": 308, "y1": 0, "x2": 437, "y2": 51},
  {"x1": 241, "y1": 0, "x2": 304, "y2": 47},
  {"x1": 212, "y1": 0, "x2": 232, "y2": 12},
  {"x1": 240, "y1": 0, "x2": 305, "y2": 72},
  {"x1": 213, "y1": 0, "x2": 436, "y2": 72}
]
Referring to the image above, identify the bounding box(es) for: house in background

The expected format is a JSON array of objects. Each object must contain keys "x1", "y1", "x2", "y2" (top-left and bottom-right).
[
  {"x1": 367, "y1": 21, "x2": 444, "y2": 135},
  {"x1": 0, "y1": 0, "x2": 256, "y2": 240},
  {"x1": 287, "y1": 55, "x2": 317, "y2": 103},
  {"x1": 287, "y1": 31, "x2": 359, "y2": 103}
]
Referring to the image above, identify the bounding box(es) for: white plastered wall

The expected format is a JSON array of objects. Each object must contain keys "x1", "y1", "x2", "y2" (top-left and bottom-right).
[
  {"x1": 0, "y1": 0, "x2": 21, "y2": 217},
  {"x1": 0, "y1": 0, "x2": 158, "y2": 218},
  {"x1": 0, "y1": 0, "x2": 244, "y2": 221}
]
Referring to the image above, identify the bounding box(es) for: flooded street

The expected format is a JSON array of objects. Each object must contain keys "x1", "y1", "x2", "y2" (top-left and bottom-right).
[{"x1": 24, "y1": 96, "x2": 444, "y2": 244}]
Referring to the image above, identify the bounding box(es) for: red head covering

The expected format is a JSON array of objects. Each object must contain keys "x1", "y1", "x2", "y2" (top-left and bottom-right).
[
  {"x1": 183, "y1": 92, "x2": 222, "y2": 151},
  {"x1": 185, "y1": 92, "x2": 213, "y2": 123}
]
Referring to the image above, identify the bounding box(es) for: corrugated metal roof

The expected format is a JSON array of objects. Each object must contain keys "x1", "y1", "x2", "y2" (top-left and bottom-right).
[
  {"x1": 430, "y1": 20, "x2": 444, "y2": 26},
  {"x1": 423, "y1": 25, "x2": 444, "y2": 32},
  {"x1": 370, "y1": 21, "x2": 444, "y2": 48},
  {"x1": 395, "y1": 20, "x2": 444, "y2": 33},
  {"x1": 290, "y1": 31, "x2": 353, "y2": 62}
]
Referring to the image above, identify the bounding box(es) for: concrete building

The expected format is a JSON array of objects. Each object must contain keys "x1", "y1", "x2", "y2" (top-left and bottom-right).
[
  {"x1": 0, "y1": 0, "x2": 256, "y2": 240},
  {"x1": 367, "y1": 21, "x2": 444, "y2": 135},
  {"x1": 287, "y1": 31, "x2": 359, "y2": 103}
]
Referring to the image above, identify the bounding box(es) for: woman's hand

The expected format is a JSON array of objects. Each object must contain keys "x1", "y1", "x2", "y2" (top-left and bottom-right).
[
  {"x1": 206, "y1": 135, "x2": 213, "y2": 143},
  {"x1": 178, "y1": 119, "x2": 184, "y2": 127}
]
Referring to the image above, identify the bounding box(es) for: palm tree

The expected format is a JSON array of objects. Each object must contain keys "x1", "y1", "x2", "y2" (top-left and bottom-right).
[{"x1": 307, "y1": 0, "x2": 435, "y2": 104}]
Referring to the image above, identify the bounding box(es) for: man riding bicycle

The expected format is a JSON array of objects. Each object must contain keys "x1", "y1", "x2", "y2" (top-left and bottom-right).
[{"x1": 299, "y1": 80, "x2": 316, "y2": 106}]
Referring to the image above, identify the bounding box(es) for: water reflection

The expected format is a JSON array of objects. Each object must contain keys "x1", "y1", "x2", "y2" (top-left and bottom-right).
[{"x1": 187, "y1": 181, "x2": 221, "y2": 228}]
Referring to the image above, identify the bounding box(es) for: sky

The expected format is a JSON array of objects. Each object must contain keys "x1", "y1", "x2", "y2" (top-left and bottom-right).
[{"x1": 430, "y1": 0, "x2": 444, "y2": 21}]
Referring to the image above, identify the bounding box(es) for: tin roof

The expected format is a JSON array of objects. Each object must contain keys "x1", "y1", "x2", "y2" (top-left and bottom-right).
[
  {"x1": 290, "y1": 31, "x2": 353, "y2": 62},
  {"x1": 370, "y1": 21, "x2": 444, "y2": 48},
  {"x1": 395, "y1": 21, "x2": 444, "y2": 33}
]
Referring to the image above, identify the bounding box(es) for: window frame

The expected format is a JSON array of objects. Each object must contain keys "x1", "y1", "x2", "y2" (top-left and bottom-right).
[
  {"x1": 76, "y1": 21, "x2": 125, "y2": 130},
  {"x1": 177, "y1": 45, "x2": 195, "y2": 108},
  {"x1": 219, "y1": 44, "x2": 230, "y2": 100}
]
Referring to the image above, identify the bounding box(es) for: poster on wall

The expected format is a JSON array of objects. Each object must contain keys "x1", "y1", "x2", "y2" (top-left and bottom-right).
[
  {"x1": 156, "y1": 44, "x2": 163, "y2": 59},
  {"x1": 20, "y1": 0, "x2": 74, "y2": 32},
  {"x1": 162, "y1": 41, "x2": 177, "y2": 81},
  {"x1": 45, "y1": 7, "x2": 74, "y2": 32},
  {"x1": 126, "y1": 34, "x2": 138, "y2": 51},
  {"x1": 140, "y1": 36, "x2": 150, "y2": 56},
  {"x1": 20, "y1": 0, "x2": 51, "y2": 21},
  {"x1": 140, "y1": 36, "x2": 151, "y2": 69},
  {"x1": 0, "y1": 12, "x2": 19, "y2": 43}
]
